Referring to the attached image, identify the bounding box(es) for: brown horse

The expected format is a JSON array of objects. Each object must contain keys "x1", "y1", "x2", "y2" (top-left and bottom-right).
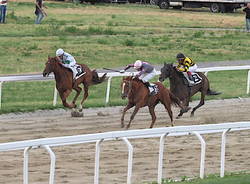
[
  {"x1": 159, "y1": 63, "x2": 221, "y2": 118},
  {"x1": 43, "y1": 56, "x2": 106, "y2": 110},
  {"x1": 120, "y1": 76, "x2": 189, "y2": 129}
]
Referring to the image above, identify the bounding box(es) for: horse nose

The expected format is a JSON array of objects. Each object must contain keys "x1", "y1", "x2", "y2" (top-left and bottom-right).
[
  {"x1": 121, "y1": 93, "x2": 127, "y2": 99},
  {"x1": 43, "y1": 71, "x2": 48, "y2": 77}
]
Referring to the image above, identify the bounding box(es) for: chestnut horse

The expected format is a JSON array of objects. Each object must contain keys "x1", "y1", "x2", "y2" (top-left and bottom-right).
[
  {"x1": 159, "y1": 63, "x2": 221, "y2": 118},
  {"x1": 43, "y1": 56, "x2": 106, "y2": 110},
  {"x1": 121, "y1": 76, "x2": 189, "y2": 129}
]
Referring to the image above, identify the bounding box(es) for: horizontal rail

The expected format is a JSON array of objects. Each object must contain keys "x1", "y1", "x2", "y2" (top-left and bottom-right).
[
  {"x1": 0, "y1": 121, "x2": 250, "y2": 152},
  {"x1": 1, "y1": 65, "x2": 250, "y2": 82}
]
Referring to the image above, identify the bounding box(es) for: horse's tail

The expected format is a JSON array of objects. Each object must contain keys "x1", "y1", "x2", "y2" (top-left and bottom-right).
[
  {"x1": 91, "y1": 70, "x2": 107, "y2": 85},
  {"x1": 207, "y1": 89, "x2": 221, "y2": 95}
]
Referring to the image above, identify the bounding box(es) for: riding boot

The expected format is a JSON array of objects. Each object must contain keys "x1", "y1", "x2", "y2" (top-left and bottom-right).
[
  {"x1": 144, "y1": 82, "x2": 156, "y2": 95},
  {"x1": 184, "y1": 72, "x2": 195, "y2": 86}
]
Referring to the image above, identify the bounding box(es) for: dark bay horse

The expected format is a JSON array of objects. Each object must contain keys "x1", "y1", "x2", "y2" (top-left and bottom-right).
[
  {"x1": 159, "y1": 63, "x2": 221, "y2": 118},
  {"x1": 43, "y1": 56, "x2": 106, "y2": 110},
  {"x1": 121, "y1": 76, "x2": 189, "y2": 129}
]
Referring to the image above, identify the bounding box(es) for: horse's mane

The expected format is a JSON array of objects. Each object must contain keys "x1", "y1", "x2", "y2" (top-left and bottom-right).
[
  {"x1": 163, "y1": 63, "x2": 183, "y2": 78},
  {"x1": 124, "y1": 76, "x2": 144, "y2": 85},
  {"x1": 48, "y1": 56, "x2": 60, "y2": 63}
]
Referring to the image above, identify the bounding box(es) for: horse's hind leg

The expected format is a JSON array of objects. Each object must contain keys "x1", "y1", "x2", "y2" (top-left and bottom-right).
[
  {"x1": 191, "y1": 92, "x2": 205, "y2": 117},
  {"x1": 148, "y1": 106, "x2": 156, "y2": 128},
  {"x1": 163, "y1": 103, "x2": 174, "y2": 126},
  {"x1": 127, "y1": 105, "x2": 140, "y2": 129},
  {"x1": 121, "y1": 103, "x2": 134, "y2": 128},
  {"x1": 79, "y1": 84, "x2": 89, "y2": 111}
]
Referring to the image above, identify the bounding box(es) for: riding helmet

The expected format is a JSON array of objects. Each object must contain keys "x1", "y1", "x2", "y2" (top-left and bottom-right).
[
  {"x1": 176, "y1": 53, "x2": 185, "y2": 59},
  {"x1": 56, "y1": 48, "x2": 64, "y2": 57},
  {"x1": 134, "y1": 60, "x2": 142, "y2": 69}
]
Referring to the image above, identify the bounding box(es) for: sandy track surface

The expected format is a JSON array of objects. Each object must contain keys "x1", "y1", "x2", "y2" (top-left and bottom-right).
[{"x1": 0, "y1": 98, "x2": 250, "y2": 184}]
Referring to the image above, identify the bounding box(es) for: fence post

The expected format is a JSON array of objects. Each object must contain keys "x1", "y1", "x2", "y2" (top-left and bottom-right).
[
  {"x1": 122, "y1": 138, "x2": 133, "y2": 184},
  {"x1": 53, "y1": 86, "x2": 57, "y2": 106},
  {"x1": 157, "y1": 133, "x2": 168, "y2": 184},
  {"x1": 105, "y1": 77, "x2": 112, "y2": 105},
  {"x1": 23, "y1": 146, "x2": 56, "y2": 184},
  {"x1": 23, "y1": 146, "x2": 32, "y2": 184},
  {"x1": 247, "y1": 70, "x2": 250, "y2": 94},
  {"x1": 192, "y1": 131, "x2": 206, "y2": 179},
  {"x1": 94, "y1": 139, "x2": 104, "y2": 184},
  {"x1": 220, "y1": 128, "x2": 231, "y2": 177},
  {"x1": 42, "y1": 145, "x2": 56, "y2": 184},
  {"x1": 0, "y1": 81, "x2": 2, "y2": 110}
]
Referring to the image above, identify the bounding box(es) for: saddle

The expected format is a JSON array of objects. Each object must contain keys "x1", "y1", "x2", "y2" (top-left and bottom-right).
[{"x1": 143, "y1": 81, "x2": 159, "y2": 96}]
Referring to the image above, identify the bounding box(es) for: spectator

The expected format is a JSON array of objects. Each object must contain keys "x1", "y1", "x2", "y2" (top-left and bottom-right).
[
  {"x1": 0, "y1": 0, "x2": 7, "y2": 23},
  {"x1": 35, "y1": 0, "x2": 47, "y2": 24},
  {"x1": 243, "y1": 3, "x2": 250, "y2": 32}
]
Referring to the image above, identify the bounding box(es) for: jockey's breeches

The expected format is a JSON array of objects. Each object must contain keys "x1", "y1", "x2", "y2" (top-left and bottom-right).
[
  {"x1": 139, "y1": 69, "x2": 157, "y2": 83},
  {"x1": 188, "y1": 64, "x2": 198, "y2": 73},
  {"x1": 62, "y1": 63, "x2": 77, "y2": 78}
]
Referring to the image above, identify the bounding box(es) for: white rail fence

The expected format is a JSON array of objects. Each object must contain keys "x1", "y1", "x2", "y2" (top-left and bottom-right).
[
  {"x1": 0, "y1": 122, "x2": 250, "y2": 184},
  {"x1": 0, "y1": 65, "x2": 250, "y2": 109}
]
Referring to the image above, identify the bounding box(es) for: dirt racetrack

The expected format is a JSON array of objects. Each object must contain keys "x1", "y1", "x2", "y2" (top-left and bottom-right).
[{"x1": 0, "y1": 98, "x2": 250, "y2": 184}]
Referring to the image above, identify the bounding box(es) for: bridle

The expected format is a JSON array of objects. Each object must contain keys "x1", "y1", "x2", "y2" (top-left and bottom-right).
[{"x1": 122, "y1": 79, "x2": 133, "y2": 97}]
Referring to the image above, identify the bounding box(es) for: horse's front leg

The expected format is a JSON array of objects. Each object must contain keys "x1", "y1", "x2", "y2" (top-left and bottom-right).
[
  {"x1": 121, "y1": 103, "x2": 134, "y2": 128},
  {"x1": 79, "y1": 84, "x2": 89, "y2": 112},
  {"x1": 126, "y1": 105, "x2": 140, "y2": 129},
  {"x1": 59, "y1": 89, "x2": 75, "y2": 108},
  {"x1": 177, "y1": 98, "x2": 190, "y2": 119},
  {"x1": 72, "y1": 85, "x2": 82, "y2": 107}
]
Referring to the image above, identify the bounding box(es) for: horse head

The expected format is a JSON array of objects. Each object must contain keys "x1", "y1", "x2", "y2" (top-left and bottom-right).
[
  {"x1": 43, "y1": 56, "x2": 60, "y2": 77},
  {"x1": 159, "y1": 62, "x2": 174, "y2": 82},
  {"x1": 121, "y1": 76, "x2": 133, "y2": 99}
]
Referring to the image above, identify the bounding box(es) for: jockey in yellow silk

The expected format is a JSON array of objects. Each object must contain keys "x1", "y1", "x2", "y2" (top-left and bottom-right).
[{"x1": 176, "y1": 53, "x2": 198, "y2": 86}]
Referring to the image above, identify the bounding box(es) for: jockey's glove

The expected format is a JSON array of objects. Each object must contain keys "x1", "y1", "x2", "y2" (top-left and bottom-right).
[{"x1": 120, "y1": 69, "x2": 125, "y2": 73}]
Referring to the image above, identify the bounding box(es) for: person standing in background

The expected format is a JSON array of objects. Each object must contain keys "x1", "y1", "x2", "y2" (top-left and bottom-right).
[
  {"x1": 35, "y1": 0, "x2": 47, "y2": 24},
  {"x1": 0, "y1": 0, "x2": 7, "y2": 23},
  {"x1": 243, "y1": 3, "x2": 250, "y2": 32}
]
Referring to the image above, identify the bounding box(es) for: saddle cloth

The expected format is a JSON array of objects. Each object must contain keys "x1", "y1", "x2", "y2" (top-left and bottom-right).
[
  {"x1": 149, "y1": 83, "x2": 159, "y2": 95},
  {"x1": 191, "y1": 73, "x2": 202, "y2": 85},
  {"x1": 74, "y1": 64, "x2": 85, "y2": 79}
]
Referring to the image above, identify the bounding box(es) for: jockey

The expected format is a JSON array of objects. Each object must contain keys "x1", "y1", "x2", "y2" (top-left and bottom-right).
[
  {"x1": 120, "y1": 60, "x2": 158, "y2": 95},
  {"x1": 176, "y1": 53, "x2": 198, "y2": 86},
  {"x1": 56, "y1": 48, "x2": 79, "y2": 80}
]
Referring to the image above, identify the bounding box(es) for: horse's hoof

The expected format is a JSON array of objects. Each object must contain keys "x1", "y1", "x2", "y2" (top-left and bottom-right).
[
  {"x1": 176, "y1": 116, "x2": 181, "y2": 119},
  {"x1": 190, "y1": 113, "x2": 194, "y2": 117},
  {"x1": 121, "y1": 124, "x2": 124, "y2": 128}
]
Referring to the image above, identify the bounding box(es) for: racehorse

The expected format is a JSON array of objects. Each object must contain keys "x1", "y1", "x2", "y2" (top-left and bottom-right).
[
  {"x1": 159, "y1": 63, "x2": 221, "y2": 118},
  {"x1": 43, "y1": 56, "x2": 106, "y2": 111},
  {"x1": 120, "y1": 76, "x2": 189, "y2": 129}
]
